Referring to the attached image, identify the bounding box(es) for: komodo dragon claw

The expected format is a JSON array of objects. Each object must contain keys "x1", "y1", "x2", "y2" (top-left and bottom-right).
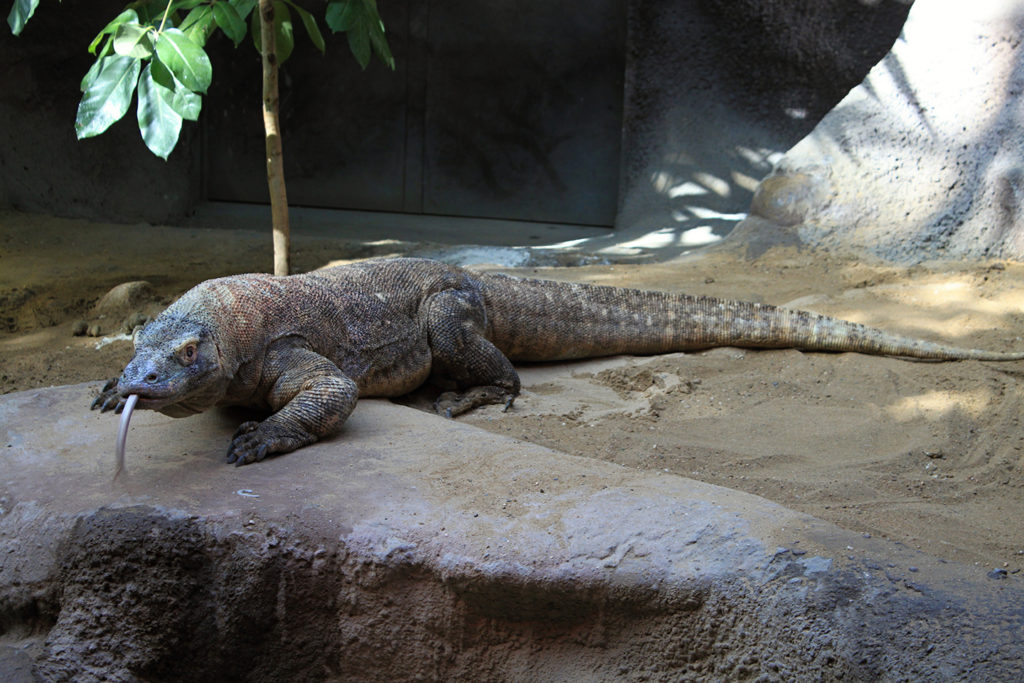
[{"x1": 227, "y1": 420, "x2": 317, "y2": 466}]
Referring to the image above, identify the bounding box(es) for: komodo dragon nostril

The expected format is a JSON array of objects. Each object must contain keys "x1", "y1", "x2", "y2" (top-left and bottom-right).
[{"x1": 145, "y1": 373, "x2": 158, "y2": 383}]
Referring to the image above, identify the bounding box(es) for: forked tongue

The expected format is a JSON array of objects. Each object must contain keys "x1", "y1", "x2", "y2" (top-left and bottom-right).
[{"x1": 114, "y1": 393, "x2": 140, "y2": 480}]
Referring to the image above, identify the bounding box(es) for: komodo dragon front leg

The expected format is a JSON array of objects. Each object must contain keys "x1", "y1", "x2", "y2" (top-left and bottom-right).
[
  {"x1": 424, "y1": 288, "x2": 521, "y2": 417},
  {"x1": 227, "y1": 341, "x2": 358, "y2": 466}
]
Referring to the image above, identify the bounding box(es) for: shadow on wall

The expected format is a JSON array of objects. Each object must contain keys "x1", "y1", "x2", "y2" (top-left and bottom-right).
[
  {"x1": 615, "y1": 0, "x2": 914, "y2": 254},
  {"x1": 639, "y1": 143, "x2": 784, "y2": 250}
]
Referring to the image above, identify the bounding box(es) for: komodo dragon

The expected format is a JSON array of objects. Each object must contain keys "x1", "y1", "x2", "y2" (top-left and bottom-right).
[{"x1": 92, "y1": 257, "x2": 1024, "y2": 466}]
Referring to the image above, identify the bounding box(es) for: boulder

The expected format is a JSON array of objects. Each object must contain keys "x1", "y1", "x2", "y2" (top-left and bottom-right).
[
  {"x1": 2, "y1": 383, "x2": 1023, "y2": 680},
  {"x1": 737, "y1": 0, "x2": 1024, "y2": 261}
]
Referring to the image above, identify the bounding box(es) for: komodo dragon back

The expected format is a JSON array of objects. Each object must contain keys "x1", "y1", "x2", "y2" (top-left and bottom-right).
[{"x1": 93, "y1": 258, "x2": 1024, "y2": 469}]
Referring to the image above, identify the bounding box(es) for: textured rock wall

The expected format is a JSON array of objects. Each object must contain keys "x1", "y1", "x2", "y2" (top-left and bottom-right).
[{"x1": 740, "y1": 0, "x2": 1024, "y2": 261}]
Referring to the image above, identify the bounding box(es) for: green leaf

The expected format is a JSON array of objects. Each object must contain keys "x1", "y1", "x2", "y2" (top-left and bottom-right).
[
  {"x1": 358, "y1": 0, "x2": 393, "y2": 68},
  {"x1": 367, "y1": 19, "x2": 393, "y2": 69},
  {"x1": 7, "y1": 0, "x2": 39, "y2": 35},
  {"x1": 325, "y1": 0, "x2": 393, "y2": 70},
  {"x1": 132, "y1": 0, "x2": 179, "y2": 24},
  {"x1": 88, "y1": 8, "x2": 139, "y2": 55},
  {"x1": 137, "y1": 62, "x2": 183, "y2": 159},
  {"x1": 152, "y1": 53, "x2": 202, "y2": 121},
  {"x1": 229, "y1": 0, "x2": 257, "y2": 21},
  {"x1": 113, "y1": 22, "x2": 154, "y2": 59},
  {"x1": 149, "y1": 51, "x2": 176, "y2": 90},
  {"x1": 95, "y1": 37, "x2": 115, "y2": 59},
  {"x1": 251, "y1": 1, "x2": 294, "y2": 64},
  {"x1": 76, "y1": 55, "x2": 142, "y2": 139},
  {"x1": 324, "y1": 0, "x2": 358, "y2": 33},
  {"x1": 155, "y1": 28, "x2": 212, "y2": 93},
  {"x1": 286, "y1": 0, "x2": 324, "y2": 54},
  {"x1": 179, "y1": 5, "x2": 215, "y2": 46},
  {"x1": 80, "y1": 58, "x2": 102, "y2": 92},
  {"x1": 178, "y1": 4, "x2": 211, "y2": 31},
  {"x1": 274, "y1": 2, "x2": 294, "y2": 63},
  {"x1": 346, "y1": 22, "x2": 369, "y2": 69},
  {"x1": 164, "y1": 81, "x2": 203, "y2": 121},
  {"x1": 171, "y1": 0, "x2": 206, "y2": 11},
  {"x1": 249, "y1": 5, "x2": 259, "y2": 51},
  {"x1": 212, "y1": 2, "x2": 246, "y2": 46}
]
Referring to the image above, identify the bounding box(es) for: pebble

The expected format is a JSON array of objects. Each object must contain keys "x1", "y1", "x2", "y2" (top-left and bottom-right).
[{"x1": 122, "y1": 311, "x2": 149, "y2": 334}]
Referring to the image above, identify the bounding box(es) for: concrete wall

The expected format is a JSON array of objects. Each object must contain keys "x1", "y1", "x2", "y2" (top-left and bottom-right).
[
  {"x1": 0, "y1": 1, "x2": 911, "y2": 233},
  {"x1": 202, "y1": 0, "x2": 626, "y2": 226}
]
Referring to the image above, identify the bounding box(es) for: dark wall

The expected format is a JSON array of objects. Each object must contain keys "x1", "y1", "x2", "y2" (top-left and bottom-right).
[
  {"x1": 0, "y1": 1, "x2": 911, "y2": 233},
  {"x1": 204, "y1": 0, "x2": 625, "y2": 226},
  {"x1": 420, "y1": 1, "x2": 624, "y2": 225}
]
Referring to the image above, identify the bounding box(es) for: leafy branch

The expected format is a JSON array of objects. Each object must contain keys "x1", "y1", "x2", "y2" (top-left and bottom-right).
[
  {"x1": 10, "y1": 0, "x2": 394, "y2": 275},
  {"x1": 8, "y1": 0, "x2": 395, "y2": 160}
]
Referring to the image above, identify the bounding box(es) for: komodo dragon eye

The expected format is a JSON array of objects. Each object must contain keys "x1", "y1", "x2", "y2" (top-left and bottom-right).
[{"x1": 177, "y1": 342, "x2": 198, "y2": 366}]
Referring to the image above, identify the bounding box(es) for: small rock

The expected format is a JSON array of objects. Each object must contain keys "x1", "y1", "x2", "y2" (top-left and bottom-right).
[
  {"x1": 71, "y1": 320, "x2": 88, "y2": 336},
  {"x1": 87, "y1": 323, "x2": 103, "y2": 337},
  {"x1": 748, "y1": 171, "x2": 830, "y2": 226},
  {"x1": 93, "y1": 281, "x2": 157, "y2": 319},
  {"x1": 122, "y1": 311, "x2": 150, "y2": 335},
  {"x1": 988, "y1": 568, "x2": 1008, "y2": 580}
]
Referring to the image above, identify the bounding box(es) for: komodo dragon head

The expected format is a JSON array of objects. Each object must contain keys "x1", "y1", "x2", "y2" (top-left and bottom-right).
[{"x1": 114, "y1": 315, "x2": 230, "y2": 417}]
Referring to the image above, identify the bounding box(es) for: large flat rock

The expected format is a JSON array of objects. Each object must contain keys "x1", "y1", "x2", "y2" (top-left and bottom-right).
[{"x1": 2, "y1": 383, "x2": 1022, "y2": 680}]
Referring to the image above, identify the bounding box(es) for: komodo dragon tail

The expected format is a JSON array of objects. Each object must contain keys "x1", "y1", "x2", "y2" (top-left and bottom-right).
[{"x1": 478, "y1": 274, "x2": 1024, "y2": 363}]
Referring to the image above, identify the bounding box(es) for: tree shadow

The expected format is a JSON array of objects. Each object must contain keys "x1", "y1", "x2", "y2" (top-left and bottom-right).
[
  {"x1": 609, "y1": 0, "x2": 914, "y2": 261},
  {"x1": 767, "y1": 7, "x2": 1024, "y2": 262}
]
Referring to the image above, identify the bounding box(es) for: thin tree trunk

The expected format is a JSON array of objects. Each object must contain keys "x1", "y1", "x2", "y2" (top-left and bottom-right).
[{"x1": 259, "y1": 0, "x2": 289, "y2": 276}]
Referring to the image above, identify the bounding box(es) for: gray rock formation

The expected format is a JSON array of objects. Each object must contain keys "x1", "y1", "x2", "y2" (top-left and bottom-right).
[
  {"x1": 738, "y1": 0, "x2": 1024, "y2": 261},
  {"x1": 2, "y1": 383, "x2": 1022, "y2": 680}
]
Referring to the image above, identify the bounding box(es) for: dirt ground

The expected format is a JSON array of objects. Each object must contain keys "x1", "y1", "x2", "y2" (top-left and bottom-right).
[{"x1": 4, "y1": 210, "x2": 1024, "y2": 574}]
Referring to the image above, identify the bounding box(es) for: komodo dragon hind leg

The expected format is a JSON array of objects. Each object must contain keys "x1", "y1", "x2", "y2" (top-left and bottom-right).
[{"x1": 425, "y1": 288, "x2": 521, "y2": 418}]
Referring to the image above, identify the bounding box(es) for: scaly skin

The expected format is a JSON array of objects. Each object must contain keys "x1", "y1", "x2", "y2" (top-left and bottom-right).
[{"x1": 92, "y1": 257, "x2": 1024, "y2": 466}]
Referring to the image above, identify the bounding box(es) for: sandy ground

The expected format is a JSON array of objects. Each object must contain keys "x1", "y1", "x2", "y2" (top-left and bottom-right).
[{"x1": 3, "y1": 210, "x2": 1024, "y2": 574}]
